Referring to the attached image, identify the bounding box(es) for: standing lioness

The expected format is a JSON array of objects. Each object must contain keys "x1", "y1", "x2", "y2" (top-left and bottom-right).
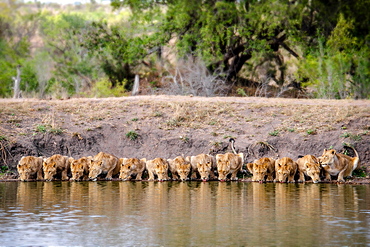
[{"x1": 319, "y1": 147, "x2": 360, "y2": 182}]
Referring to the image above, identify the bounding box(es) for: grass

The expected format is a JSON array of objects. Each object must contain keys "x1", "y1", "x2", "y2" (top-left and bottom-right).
[
  {"x1": 126, "y1": 130, "x2": 139, "y2": 140},
  {"x1": 269, "y1": 130, "x2": 279, "y2": 136}
]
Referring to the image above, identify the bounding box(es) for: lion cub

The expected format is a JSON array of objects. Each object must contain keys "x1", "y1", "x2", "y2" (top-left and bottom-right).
[
  {"x1": 319, "y1": 147, "x2": 360, "y2": 182},
  {"x1": 189, "y1": 153, "x2": 216, "y2": 181},
  {"x1": 296, "y1": 155, "x2": 321, "y2": 183},
  {"x1": 247, "y1": 157, "x2": 275, "y2": 183},
  {"x1": 168, "y1": 156, "x2": 192, "y2": 181},
  {"x1": 216, "y1": 152, "x2": 244, "y2": 181},
  {"x1": 146, "y1": 157, "x2": 169, "y2": 181},
  {"x1": 43, "y1": 154, "x2": 72, "y2": 181},
  {"x1": 89, "y1": 152, "x2": 120, "y2": 181},
  {"x1": 119, "y1": 157, "x2": 146, "y2": 181},
  {"x1": 274, "y1": 157, "x2": 298, "y2": 183},
  {"x1": 70, "y1": 156, "x2": 92, "y2": 181},
  {"x1": 17, "y1": 156, "x2": 44, "y2": 181}
]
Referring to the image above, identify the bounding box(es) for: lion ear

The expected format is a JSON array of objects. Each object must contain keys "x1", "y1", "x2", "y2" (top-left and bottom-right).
[
  {"x1": 131, "y1": 164, "x2": 136, "y2": 170},
  {"x1": 331, "y1": 150, "x2": 336, "y2": 155}
]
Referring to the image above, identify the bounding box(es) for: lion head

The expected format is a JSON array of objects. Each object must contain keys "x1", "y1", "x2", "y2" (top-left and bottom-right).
[
  {"x1": 252, "y1": 163, "x2": 269, "y2": 182},
  {"x1": 319, "y1": 149, "x2": 336, "y2": 167},
  {"x1": 119, "y1": 158, "x2": 140, "y2": 180},
  {"x1": 305, "y1": 162, "x2": 321, "y2": 183},
  {"x1": 17, "y1": 163, "x2": 32, "y2": 181},
  {"x1": 153, "y1": 158, "x2": 168, "y2": 181},
  {"x1": 43, "y1": 161, "x2": 57, "y2": 181},
  {"x1": 88, "y1": 160, "x2": 103, "y2": 181},
  {"x1": 71, "y1": 158, "x2": 89, "y2": 181},
  {"x1": 197, "y1": 161, "x2": 213, "y2": 181},
  {"x1": 176, "y1": 163, "x2": 191, "y2": 181},
  {"x1": 216, "y1": 156, "x2": 230, "y2": 181}
]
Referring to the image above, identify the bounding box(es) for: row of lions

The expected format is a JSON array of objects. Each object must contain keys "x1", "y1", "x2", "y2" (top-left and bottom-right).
[
  {"x1": 17, "y1": 151, "x2": 244, "y2": 182},
  {"x1": 247, "y1": 146, "x2": 360, "y2": 183},
  {"x1": 17, "y1": 144, "x2": 360, "y2": 183}
]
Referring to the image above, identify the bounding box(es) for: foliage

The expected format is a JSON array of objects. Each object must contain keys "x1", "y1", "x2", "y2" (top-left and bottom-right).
[{"x1": 126, "y1": 130, "x2": 139, "y2": 140}]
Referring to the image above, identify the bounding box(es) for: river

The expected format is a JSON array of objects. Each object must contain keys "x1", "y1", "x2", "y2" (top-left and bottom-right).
[{"x1": 0, "y1": 181, "x2": 369, "y2": 246}]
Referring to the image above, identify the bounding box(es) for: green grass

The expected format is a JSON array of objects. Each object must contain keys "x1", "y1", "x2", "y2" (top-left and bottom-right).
[{"x1": 126, "y1": 130, "x2": 139, "y2": 140}]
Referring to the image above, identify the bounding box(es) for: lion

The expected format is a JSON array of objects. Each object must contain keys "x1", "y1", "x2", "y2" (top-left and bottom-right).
[
  {"x1": 43, "y1": 154, "x2": 72, "y2": 181},
  {"x1": 318, "y1": 147, "x2": 360, "y2": 182},
  {"x1": 189, "y1": 154, "x2": 216, "y2": 181},
  {"x1": 146, "y1": 157, "x2": 169, "y2": 181},
  {"x1": 88, "y1": 152, "x2": 120, "y2": 181},
  {"x1": 119, "y1": 157, "x2": 146, "y2": 181},
  {"x1": 70, "y1": 156, "x2": 92, "y2": 181},
  {"x1": 246, "y1": 157, "x2": 275, "y2": 183},
  {"x1": 296, "y1": 155, "x2": 321, "y2": 183},
  {"x1": 17, "y1": 156, "x2": 44, "y2": 181},
  {"x1": 168, "y1": 156, "x2": 192, "y2": 181},
  {"x1": 274, "y1": 157, "x2": 298, "y2": 183},
  {"x1": 216, "y1": 152, "x2": 244, "y2": 181}
]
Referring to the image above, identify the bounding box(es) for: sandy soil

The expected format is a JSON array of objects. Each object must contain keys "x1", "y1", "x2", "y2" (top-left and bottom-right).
[{"x1": 0, "y1": 95, "x2": 369, "y2": 182}]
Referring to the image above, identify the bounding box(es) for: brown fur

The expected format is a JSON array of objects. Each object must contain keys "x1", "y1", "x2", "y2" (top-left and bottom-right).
[
  {"x1": 119, "y1": 157, "x2": 146, "y2": 181},
  {"x1": 274, "y1": 157, "x2": 298, "y2": 183},
  {"x1": 88, "y1": 152, "x2": 120, "y2": 181},
  {"x1": 43, "y1": 154, "x2": 72, "y2": 181},
  {"x1": 17, "y1": 156, "x2": 44, "y2": 181},
  {"x1": 146, "y1": 157, "x2": 169, "y2": 181},
  {"x1": 319, "y1": 147, "x2": 360, "y2": 182},
  {"x1": 216, "y1": 152, "x2": 244, "y2": 181},
  {"x1": 168, "y1": 156, "x2": 192, "y2": 181},
  {"x1": 297, "y1": 155, "x2": 321, "y2": 183},
  {"x1": 70, "y1": 156, "x2": 92, "y2": 181},
  {"x1": 189, "y1": 154, "x2": 216, "y2": 181},
  {"x1": 247, "y1": 157, "x2": 275, "y2": 182}
]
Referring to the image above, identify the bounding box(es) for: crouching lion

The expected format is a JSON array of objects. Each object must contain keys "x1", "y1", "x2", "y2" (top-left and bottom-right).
[
  {"x1": 89, "y1": 152, "x2": 120, "y2": 181},
  {"x1": 247, "y1": 157, "x2": 275, "y2": 183},
  {"x1": 168, "y1": 156, "x2": 192, "y2": 181},
  {"x1": 318, "y1": 146, "x2": 360, "y2": 183},
  {"x1": 17, "y1": 156, "x2": 44, "y2": 181},
  {"x1": 70, "y1": 156, "x2": 92, "y2": 181},
  {"x1": 216, "y1": 152, "x2": 244, "y2": 181},
  {"x1": 43, "y1": 154, "x2": 73, "y2": 181},
  {"x1": 296, "y1": 155, "x2": 321, "y2": 183},
  {"x1": 119, "y1": 157, "x2": 146, "y2": 181},
  {"x1": 274, "y1": 157, "x2": 297, "y2": 183},
  {"x1": 189, "y1": 154, "x2": 216, "y2": 181},
  {"x1": 146, "y1": 158, "x2": 169, "y2": 181}
]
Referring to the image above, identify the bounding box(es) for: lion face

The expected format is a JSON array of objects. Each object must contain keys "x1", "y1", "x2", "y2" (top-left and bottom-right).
[
  {"x1": 217, "y1": 161, "x2": 230, "y2": 181},
  {"x1": 319, "y1": 149, "x2": 336, "y2": 167},
  {"x1": 275, "y1": 165, "x2": 289, "y2": 183},
  {"x1": 155, "y1": 164, "x2": 168, "y2": 181},
  {"x1": 43, "y1": 162, "x2": 57, "y2": 181},
  {"x1": 305, "y1": 163, "x2": 321, "y2": 183},
  {"x1": 253, "y1": 164, "x2": 268, "y2": 182},
  {"x1": 17, "y1": 164, "x2": 32, "y2": 181},
  {"x1": 197, "y1": 162, "x2": 212, "y2": 181},
  {"x1": 71, "y1": 162, "x2": 84, "y2": 181},
  {"x1": 176, "y1": 163, "x2": 191, "y2": 181},
  {"x1": 119, "y1": 158, "x2": 139, "y2": 180},
  {"x1": 89, "y1": 161, "x2": 103, "y2": 181}
]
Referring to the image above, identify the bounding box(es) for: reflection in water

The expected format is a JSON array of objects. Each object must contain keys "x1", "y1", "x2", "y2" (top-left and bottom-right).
[{"x1": 0, "y1": 181, "x2": 369, "y2": 246}]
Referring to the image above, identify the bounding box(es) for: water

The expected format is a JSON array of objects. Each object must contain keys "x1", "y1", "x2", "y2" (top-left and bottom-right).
[{"x1": 0, "y1": 181, "x2": 369, "y2": 246}]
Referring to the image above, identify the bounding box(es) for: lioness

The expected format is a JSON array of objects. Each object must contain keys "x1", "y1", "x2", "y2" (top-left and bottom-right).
[
  {"x1": 70, "y1": 156, "x2": 92, "y2": 181},
  {"x1": 43, "y1": 154, "x2": 72, "y2": 181},
  {"x1": 319, "y1": 147, "x2": 360, "y2": 182},
  {"x1": 17, "y1": 156, "x2": 44, "y2": 181},
  {"x1": 189, "y1": 153, "x2": 216, "y2": 181},
  {"x1": 274, "y1": 157, "x2": 297, "y2": 183},
  {"x1": 119, "y1": 157, "x2": 146, "y2": 181},
  {"x1": 168, "y1": 156, "x2": 192, "y2": 181},
  {"x1": 216, "y1": 152, "x2": 244, "y2": 181},
  {"x1": 247, "y1": 157, "x2": 275, "y2": 183},
  {"x1": 146, "y1": 157, "x2": 169, "y2": 181},
  {"x1": 296, "y1": 155, "x2": 321, "y2": 183},
  {"x1": 89, "y1": 152, "x2": 120, "y2": 181}
]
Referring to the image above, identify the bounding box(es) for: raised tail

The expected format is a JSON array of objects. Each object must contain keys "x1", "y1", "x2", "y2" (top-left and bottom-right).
[{"x1": 229, "y1": 138, "x2": 237, "y2": 154}]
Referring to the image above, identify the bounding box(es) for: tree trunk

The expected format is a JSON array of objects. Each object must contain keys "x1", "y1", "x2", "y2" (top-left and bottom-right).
[{"x1": 13, "y1": 65, "x2": 21, "y2": 99}]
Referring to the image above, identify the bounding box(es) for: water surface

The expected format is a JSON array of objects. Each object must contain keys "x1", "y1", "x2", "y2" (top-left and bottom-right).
[{"x1": 0, "y1": 181, "x2": 369, "y2": 246}]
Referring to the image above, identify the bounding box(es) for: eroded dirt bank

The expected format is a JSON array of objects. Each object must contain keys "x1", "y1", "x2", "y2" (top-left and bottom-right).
[{"x1": 0, "y1": 95, "x2": 369, "y2": 180}]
